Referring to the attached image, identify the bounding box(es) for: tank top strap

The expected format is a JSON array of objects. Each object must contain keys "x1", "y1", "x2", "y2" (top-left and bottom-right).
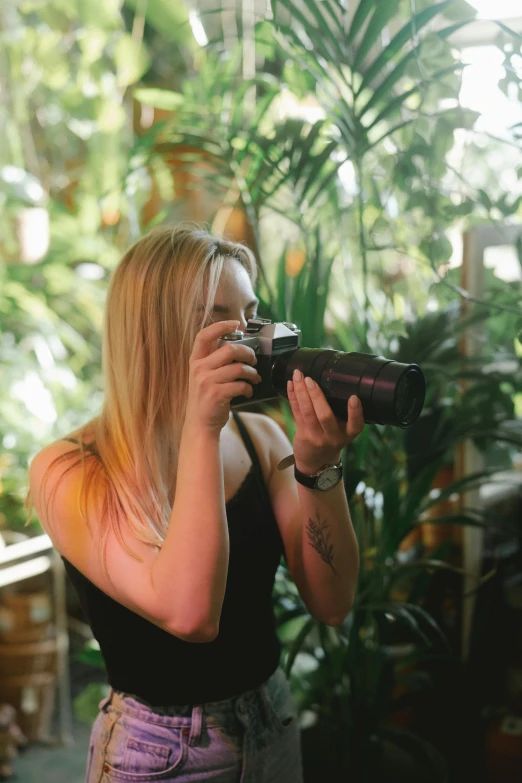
[
  {"x1": 61, "y1": 437, "x2": 100, "y2": 458},
  {"x1": 232, "y1": 412, "x2": 269, "y2": 493}
]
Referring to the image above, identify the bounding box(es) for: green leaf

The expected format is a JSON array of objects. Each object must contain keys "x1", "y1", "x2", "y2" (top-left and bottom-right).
[
  {"x1": 401, "y1": 459, "x2": 443, "y2": 529},
  {"x1": 308, "y1": 157, "x2": 345, "y2": 206},
  {"x1": 494, "y1": 20, "x2": 522, "y2": 42},
  {"x1": 295, "y1": 0, "x2": 346, "y2": 61},
  {"x1": 278, "y1": 614, "x2": 311, "y2": 643},
  {"x1": 297, "y1": 120, "x2": 326, "y2": 166},
  {"x1": 318, "y1": 0, "x2": 344, "y2": 33},
  {"x1": 413, "y1": 513, "x2": 490, "y2": 530},
  {"x1": 477, "y1": 189, "x2": 492, "y2": 209},
  {"x1": 73, "y1": 683, "x2": 109, "y2": 725},
  {"x1": 420, "y1": 468, "x2": 507, "y2": 512},
  {"x1": 436, "y1": 20, "x2": 470, "y2": 38},
  {"x1": 272, "y1": 22, "x2": 358, "y2": 138},
  {"x1": 74, "y1": 639, "x2": 105, "y2": 669},
  {"x1": 280, "y1": 399, "x2": 297, "y2": 442},
  {"x1": 73, "y1": 643, "x2": 105, "y2": 668},
  {"x1": 329, "y1": 313, "x2": 358, "y2": 352},
  {"x1": 114, "y1": 33, "x2": 149, "y2": 87},
  {"x1": 346, "y1": 0, "x2": 377, "y2": 46},
  {"x1": 96, "y1": 101, "x2": 126, "y2": 133},
  {"x1": 356, "y1": 1, "x2": 453, "y2": 95},
  {"x1": 420, "y1": 234, "x2": 453, "y2": 264},
  {"x1": 133, "y1": 88, "x2": 184, "y2": 111},
  {"x1": 393, "y1": 557, "x2": 485, "y2": 579},
  {"x1": 283, "y1": 61, "x2": 316, "y2": 98},
  {"x1": 352, "y1": 0, "x2": 402, "y2": 72},
  {"x1": 442, "y1": 199, "x2": 475, "y2": 218},
  {"x1": 274, "y1": 0, "x2": 343, "y2": 64},
  {"x1": 255, "y1": 19, "x2": 278, "y2": 60},
  {"x1": 124, "y1": 0, "x2": 196, "y2": 47},
  {"x1": 276, "y1": 244, "x2": 290, "y2": 321},
  {"x1": 353, "y1": 601, "x2": 433, "y2": 647},
  {"x1": 76, "y1": 0, "x2": 120, "y2": 28},
  {"x1": 364, "y1": 63, "x2": 464, "y2": 130},
  {"x1": 301, "y1": 139, "x2": 338, "y2": 200},
  {"x1": 282, "y1": 616, "x2": 316, "y2": 676}
]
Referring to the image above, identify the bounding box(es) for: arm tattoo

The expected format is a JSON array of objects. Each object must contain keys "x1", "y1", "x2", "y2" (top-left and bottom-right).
[{"x1": 306, "y1": 513, "x2": 339, "y2": 576}]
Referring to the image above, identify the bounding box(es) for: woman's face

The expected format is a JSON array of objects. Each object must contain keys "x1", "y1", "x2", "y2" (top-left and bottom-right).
[{"x1": 204, "y1": 258, "x2": 259, "y2": 332}]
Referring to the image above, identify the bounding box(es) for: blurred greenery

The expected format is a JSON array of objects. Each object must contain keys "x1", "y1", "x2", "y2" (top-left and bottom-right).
[{"x1": 1, "y1": 0, "x2": 522, "y2": 777}]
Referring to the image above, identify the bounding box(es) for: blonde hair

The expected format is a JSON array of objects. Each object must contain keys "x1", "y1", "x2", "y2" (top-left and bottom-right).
[{"x1": 24, "y1": 222, "x2": 258, "y2": 574}]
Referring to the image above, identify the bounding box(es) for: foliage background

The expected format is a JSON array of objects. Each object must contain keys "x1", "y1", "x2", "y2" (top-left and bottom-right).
[{"x1": 1, "y1": 0, "x2": 522, "y2": 776}]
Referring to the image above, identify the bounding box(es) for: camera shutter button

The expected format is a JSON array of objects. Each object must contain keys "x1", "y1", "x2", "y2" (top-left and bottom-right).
[{"x1": 221, "y1": 330, "x2": 243, "y2": 341}]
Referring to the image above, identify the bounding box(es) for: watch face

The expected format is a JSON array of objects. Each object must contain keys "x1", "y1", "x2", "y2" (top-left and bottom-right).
[{"x1": 317, "y1": 467, "x2": 341, "y2": 490}]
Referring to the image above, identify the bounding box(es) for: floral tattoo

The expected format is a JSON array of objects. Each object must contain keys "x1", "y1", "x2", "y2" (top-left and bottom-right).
[{"x1": 306, "y1": 513, "x2": 339, "y2": 576}]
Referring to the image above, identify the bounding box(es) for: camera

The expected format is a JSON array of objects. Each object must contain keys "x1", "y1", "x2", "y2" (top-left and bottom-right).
[{"x1": 217, "y1": 318, "x2": 426, "y2": 427}]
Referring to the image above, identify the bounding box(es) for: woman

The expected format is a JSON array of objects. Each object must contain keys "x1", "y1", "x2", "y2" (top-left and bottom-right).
[{"x1": 25, "y1": 224, "x2": 363, "y2": 782}]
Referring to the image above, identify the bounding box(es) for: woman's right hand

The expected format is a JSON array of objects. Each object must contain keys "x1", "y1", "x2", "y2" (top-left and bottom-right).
[{"x1": 184, "y1": 320, "x2": 261, "y2": 434}]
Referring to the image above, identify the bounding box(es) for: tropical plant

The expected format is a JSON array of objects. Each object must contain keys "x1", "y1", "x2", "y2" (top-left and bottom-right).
[
  {"x1": 72, "y1": 639, "x2": 110, "y2": 725},
  {"x1": 3, "y1": 0, "x2": 522, "y2": 777},
  {"x1": 265, "y1": 267, "x2": 521, "y2": 780},
  {"x1": 0, "y1": 0, "x2": 188, "y2": 530}
]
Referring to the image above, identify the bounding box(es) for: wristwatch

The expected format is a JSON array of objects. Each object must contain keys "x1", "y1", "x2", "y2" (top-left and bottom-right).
[{"x1": 294, "y1": 459, "x2": 343, "y2": 491}]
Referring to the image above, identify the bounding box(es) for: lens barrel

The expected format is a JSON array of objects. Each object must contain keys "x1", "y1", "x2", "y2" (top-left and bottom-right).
[{"x1": 272, "y1": 348, "x2": 426, "y2": 427}]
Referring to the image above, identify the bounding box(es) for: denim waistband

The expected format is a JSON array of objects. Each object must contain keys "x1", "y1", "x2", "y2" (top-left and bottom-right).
[{"x1": 98, "y1": 667, "x2": 280, "y2": 731}]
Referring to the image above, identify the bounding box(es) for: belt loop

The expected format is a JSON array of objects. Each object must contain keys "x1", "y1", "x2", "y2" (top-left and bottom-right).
[
  {"x1": 188, "y1": 704, "x2": 203, "y2": 746},
  {"x1": 98, "y1": 686, "x2": 114, "y2": 712},
  {"x1": 258, "y1": 683, "x2": 273, "y2": 727}
]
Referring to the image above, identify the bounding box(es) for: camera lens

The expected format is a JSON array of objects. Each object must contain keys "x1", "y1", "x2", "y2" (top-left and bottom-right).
[{"x1": 272, "y1": 349, "x2": 426, "y2": 427}]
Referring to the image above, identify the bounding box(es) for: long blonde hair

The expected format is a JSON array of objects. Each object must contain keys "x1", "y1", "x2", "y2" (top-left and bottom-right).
[{"x1": 24, "y1": 222, "x2": 258, "y2": 573}]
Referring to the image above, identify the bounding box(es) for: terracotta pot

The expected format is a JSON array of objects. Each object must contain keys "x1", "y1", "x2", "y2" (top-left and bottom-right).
[
  {"x1": 399, "y1": 527, "x2": 423, "y2": 553},
  {"x1": 142, "y1": 144, "x2": 225, "y2": 226},
  {"x1": 483, "y1": 712, "x2": 522, "y2": 783},
  {"x1": 419, "y1": 464, "x2": 462, "y2": 552}
]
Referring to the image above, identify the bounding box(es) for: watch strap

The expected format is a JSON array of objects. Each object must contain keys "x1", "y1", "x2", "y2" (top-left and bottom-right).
[{"x1": 294, "y1": 460, "x2": 343, "y2": 490}]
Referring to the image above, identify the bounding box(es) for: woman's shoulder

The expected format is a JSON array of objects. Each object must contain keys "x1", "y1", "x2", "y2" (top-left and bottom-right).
[
  {"x1": 232, "y1": 410, "x2": 275, "y2": 445},
  {"x1": 28, "y1": 420, "x2": 103, "y2": 539},
  {"x1": 27, "y1": 441, "x2": 102, "y2": 550},
  {"x1": 236, "y1": 410, "x2": 289, "y2": 441},
  {"x1": 41, "y1": 421, "x2": 101, "y2": 466},
  {"x1": 56, "y1": 419, "x2": 99, "y2": 449}
]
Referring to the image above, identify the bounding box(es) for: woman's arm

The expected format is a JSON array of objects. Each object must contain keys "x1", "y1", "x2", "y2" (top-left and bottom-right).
[
  {"x1": 261, "y1": 415, "x2": 359, "y2": 625},
  {"x1": 29, "y1": 425, "x2": 229, "y2": 643},
  {"x1": 149, "y1": 420, "x2": 229, "y2": 639},
  {"x1": 292, "y1": 471, "x2": 359, "y2": 624},
  {"x1": 29, "y1": 323, "x2": 263, "y2": 643}
]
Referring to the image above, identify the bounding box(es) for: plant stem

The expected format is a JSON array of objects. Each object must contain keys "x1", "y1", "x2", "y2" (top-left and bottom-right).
[{"x1": 354, "y1": 153, "x2": 369, "y2": 331}]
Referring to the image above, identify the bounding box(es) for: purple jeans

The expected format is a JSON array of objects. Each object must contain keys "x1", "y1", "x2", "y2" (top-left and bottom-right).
[{"x1": 85, "y1": 665, "x2": 304, "y2": 782}]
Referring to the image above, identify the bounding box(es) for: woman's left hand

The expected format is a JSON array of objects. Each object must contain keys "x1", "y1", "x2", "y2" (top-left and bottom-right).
[{"x1": 287, "y1": 369, "x2": 365, "y2": 474}]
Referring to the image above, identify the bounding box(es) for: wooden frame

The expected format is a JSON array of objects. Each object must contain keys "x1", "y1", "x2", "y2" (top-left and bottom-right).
[
  {"x1": 0, "y1": 534, "x2": 73, "y2": 745},
  {"x1": 459, "y1": 223, "x2": 522, "y2": 659}
]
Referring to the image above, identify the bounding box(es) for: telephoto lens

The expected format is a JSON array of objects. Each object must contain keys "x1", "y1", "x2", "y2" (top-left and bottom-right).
[{"x1": 272, "y1": 349, "x2": 426, "y2": 427}]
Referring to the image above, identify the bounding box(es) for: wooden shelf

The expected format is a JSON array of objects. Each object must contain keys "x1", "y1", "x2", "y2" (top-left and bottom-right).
[{"x1": 0, "y1": 534, "x2": 73, "y2": 746}]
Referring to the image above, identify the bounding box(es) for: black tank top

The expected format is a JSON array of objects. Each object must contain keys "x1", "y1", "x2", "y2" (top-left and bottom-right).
[{"x1": 61, "y1": 412, "x2": 286, "y2": 705}]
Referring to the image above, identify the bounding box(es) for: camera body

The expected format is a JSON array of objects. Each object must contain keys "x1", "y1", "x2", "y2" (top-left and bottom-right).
[
  {"x1": 217, "y1": 318, "x2": 301, "y2": 408},
  {"x1": 217, "y1": 318, "x2": 426, "y2": 427}
]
